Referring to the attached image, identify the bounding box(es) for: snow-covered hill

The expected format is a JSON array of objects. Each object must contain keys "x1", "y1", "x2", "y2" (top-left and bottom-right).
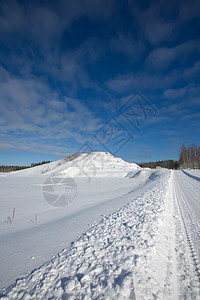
[{"x1": 6, "y1": 151, "x2": 140, "y2": 178}]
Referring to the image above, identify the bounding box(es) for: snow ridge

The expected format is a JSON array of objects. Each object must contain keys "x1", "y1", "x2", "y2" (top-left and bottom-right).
[{"x1": 2, "y1": 171, "x2": 175, "y2": 300}]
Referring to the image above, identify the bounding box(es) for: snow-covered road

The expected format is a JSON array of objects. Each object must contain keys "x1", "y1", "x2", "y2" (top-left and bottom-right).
[
  {"x1": 0, "y1": 165, "x2": 200, "y2": 299},
  {"x1": 172, "y1": 170, "x2": 200, "y2": 299}
]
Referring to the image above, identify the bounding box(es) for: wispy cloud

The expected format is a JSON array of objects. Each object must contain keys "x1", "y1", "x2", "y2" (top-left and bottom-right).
[
  {"x1": 106, "y1": 70, "x2": 180, "y2": 94},
  {"x1": 146, "y1": 41, "x2": 198, "y2": 70},
  {"x1": 0, "y1": 66, "x2": 102, "y2": 155}
]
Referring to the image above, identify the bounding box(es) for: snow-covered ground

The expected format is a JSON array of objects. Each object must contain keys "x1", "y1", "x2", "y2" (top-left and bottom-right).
[
  {"x1": 183, "y1": 169, "x2": 200, "y2": 177},
  {"x1": 172, "y1": 170, "x2": 200, "y2": 299},
  {"x1": 182, "y1": 169, "x2": 200, "y2": 181},
  {"x1": 0, "y1": 152, "x2": 199, "y2": 299}
]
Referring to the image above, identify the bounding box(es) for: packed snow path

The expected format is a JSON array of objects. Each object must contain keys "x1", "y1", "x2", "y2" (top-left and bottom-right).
[
  {"x1": 172, "y1": 170, "x2": 200, "y2": 299},
  {"x1": 1, "y1": 169, "x2": 200, "y2": 299},
  {"x1": 182, "y1": 169, "x2": 200, "y2": 181}
]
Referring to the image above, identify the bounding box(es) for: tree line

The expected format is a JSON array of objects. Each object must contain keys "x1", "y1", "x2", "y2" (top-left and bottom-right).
[
  {"x1": 30, "y1": 160, "x2": 52, "y2": 167},
  {"x1": 179, "y1": 143, "x2": 200, "y2": 169},
  {"x1": 0, "y1": 161, "x2": 52, "y2": 172},
  {"x1": 138, "y1": 160, "x2": 179, "y2": 169},
  {"x1": 0, "y1": 166, "x2": 29, "y2": 172},
  {"x1": 138, "y1": 143, "x2": 200, "y2": 170}
]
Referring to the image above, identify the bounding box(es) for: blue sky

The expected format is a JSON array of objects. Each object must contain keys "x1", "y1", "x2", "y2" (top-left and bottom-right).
[{"x1": 0, "y1": 0, "x2": 200, "y2": 165}]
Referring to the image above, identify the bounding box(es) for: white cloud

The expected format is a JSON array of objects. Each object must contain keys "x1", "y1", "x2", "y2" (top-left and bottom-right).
[
  {"x1": 181, "y1": 112, "x2": 200, "y2": 121},
  {"x1": 162, "y1": 85, "x2": 200, "y2": 108},
  {"x1": 106, "y1": 70, "x2": 179, "y2": 94},
  {"x1": 183, "y1": 60, "x2": 200, "y2": 79},
  {"x1": 133, "y1": 1, "x2": 175, "y2": 46},
  {"x1": 143, "y1": 20, "x2": 173, "y2": 46},
  {"x1": 146, "y1": 41, "x2": 197, "y2": 70},
  {"x1": 162, "y1": 88, "x2": 187, "y2": 99}
]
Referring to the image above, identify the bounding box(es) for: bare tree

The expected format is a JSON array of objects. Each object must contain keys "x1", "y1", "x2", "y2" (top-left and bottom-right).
[{"x1": 179, "y1": 143, "x2": 200, "y2": 169}]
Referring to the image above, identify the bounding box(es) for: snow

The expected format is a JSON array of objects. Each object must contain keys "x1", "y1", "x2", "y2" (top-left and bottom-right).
[
  {"x1": 183, "y1": 169, "x2": 200, "y2": 177},
  {"x1": 172, "y1": 171, "x2": 200, "y2": 299},
  {"x1": 6, "y1": 152, "x2": 140, "y2": 178},
  {"x1": 182, "y1": 169, "x2": 200, "y2": 181},
  {"x1": 0, "y1": 152, "x2": 200, "y2": 299}
]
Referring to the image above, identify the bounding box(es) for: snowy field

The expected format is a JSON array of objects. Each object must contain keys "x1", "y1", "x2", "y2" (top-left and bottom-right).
[{"x1": 0, "y1": 152, "x2": 199, "y2": 299}]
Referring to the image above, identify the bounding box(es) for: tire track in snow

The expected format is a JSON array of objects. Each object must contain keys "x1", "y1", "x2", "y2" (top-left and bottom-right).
[
  {"x1": 172, "y1": 171, "x2": 200, "y2": 299},
  {"x1": 176, "y1": 187, "x2": 200, "y2": 278},
  {"x1": 182, "y1": 169, "x2": 200, "y2": 182}
]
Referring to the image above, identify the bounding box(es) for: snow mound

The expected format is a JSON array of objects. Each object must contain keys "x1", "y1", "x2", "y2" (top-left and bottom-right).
[{"x1": 7, "y1": 151, "x2": 140, "y2": 178}]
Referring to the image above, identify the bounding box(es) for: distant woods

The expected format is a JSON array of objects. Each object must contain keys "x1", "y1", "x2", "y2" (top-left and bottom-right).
[
  {"x1": 138, "y1": 143, "x2": 200, "y2": 170},
  {"x1": 0, "y1": 166, "x2": 29, "y2": 172},
  {"x1": 179, "y1": 143, "x2": 200, "y2": 169},
  {"x1": 30, "y1": 160, "x2": 52, "y2": 167},
  {"x1": 0, "y1": 161, "x2": 52, "y2": 172},
  {"x1": 138, "y1": 160, "x2": 179, "y2": 169}
]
